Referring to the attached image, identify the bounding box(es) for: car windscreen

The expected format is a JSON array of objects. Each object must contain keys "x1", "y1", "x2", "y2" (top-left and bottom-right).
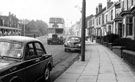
[
  {"x1": 68, "y1": 37, "x2": 80, "y2": 42},
  {"x1": 0, "y1": 41, "x2": 23, "y2": 59}
]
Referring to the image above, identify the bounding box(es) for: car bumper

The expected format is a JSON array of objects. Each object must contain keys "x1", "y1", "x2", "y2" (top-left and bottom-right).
[
  {"x1": 48, "y1": 40, "x2": 63, "y2": 43},
  {"x1": 65, "y1": 46, "x2": 81, "y2": 50}
]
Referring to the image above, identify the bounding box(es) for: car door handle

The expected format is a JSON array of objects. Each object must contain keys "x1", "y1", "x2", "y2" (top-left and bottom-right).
[{"x1": 35, "y1": 58, "x2": 40, "y2": 62}]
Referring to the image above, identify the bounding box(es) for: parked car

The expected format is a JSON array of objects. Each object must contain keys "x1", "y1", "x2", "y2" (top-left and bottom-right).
[
  {"x1": 64, "y1": 36, "x2": 81, "y2": 52},
  {"x1": 0, "y1": 36, "x2": 53, "y2": 82}
]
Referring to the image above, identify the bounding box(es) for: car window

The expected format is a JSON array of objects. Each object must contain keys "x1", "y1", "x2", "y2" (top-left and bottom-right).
[
  {"x1": 25, "y1": 43, "x2": 37, "y2": 60},
  {"x1": 68, "y1": 37, "x2": 80, "y2": 42},
  {"x1": 0, "y1": 41, "x2": 23, "y2": 58},
  {"x1": 72, "y1": 37, "x2": 80, "y2": 42},
  {"x1": 34, "y1": 42, "x2": 45, "y2": 56}
]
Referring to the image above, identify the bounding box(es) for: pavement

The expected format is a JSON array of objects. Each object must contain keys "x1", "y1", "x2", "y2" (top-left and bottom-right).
[{"x1": 54, "y1": 41, "x2": 135, "y2": 82}]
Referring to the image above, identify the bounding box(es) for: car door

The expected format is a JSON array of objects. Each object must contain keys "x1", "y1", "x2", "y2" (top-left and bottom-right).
[
  {"x1": 33, "y1": 42, "x2": 48, "y2": 76},
  {"x1": 23, "y1": 42, "x2": 41, "y2": 82}
]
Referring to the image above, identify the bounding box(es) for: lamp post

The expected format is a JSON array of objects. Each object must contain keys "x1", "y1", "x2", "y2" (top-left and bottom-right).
[{"x1": 81, "y1": 0, "x2": 86, "y2": 61}]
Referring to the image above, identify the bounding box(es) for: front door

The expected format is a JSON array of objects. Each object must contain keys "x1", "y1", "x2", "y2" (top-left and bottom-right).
[
  {"x1": 118, "y1": 23, "x2": 122, "y2": 37},
  {"x1": 23, "y1": 42, "x2": 41, "y2": 82}
]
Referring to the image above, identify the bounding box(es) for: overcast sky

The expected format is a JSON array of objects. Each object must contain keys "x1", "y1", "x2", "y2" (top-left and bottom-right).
[{"x1": 0, "y1": 0, "x2": 118, "y2": 26}]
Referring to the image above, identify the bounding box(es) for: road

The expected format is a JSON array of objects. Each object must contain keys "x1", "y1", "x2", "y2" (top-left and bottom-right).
[{"x1": 37, "y1": 36, "x2": 80, "y2": 82}]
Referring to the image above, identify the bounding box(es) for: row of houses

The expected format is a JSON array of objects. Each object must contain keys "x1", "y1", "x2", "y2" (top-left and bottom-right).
[
  {"x1": 85, "y1": 0, "x2": 135, "y2": 40},
  {"x1": 0, "y1": 12, "x2": 33, "y2": 36},
  {"x1": 0, "y1": 12, "x2": 22, "y2": 36},
  {"x1": 72, "y1": 0, "x2": 135, "y2": 40}
]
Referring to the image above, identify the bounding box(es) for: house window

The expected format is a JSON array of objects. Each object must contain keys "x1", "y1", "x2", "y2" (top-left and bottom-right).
[
  {"x1": 93, "y1": 19, "x2": 94, "y2": 25},
  {"x1": 126, "y1": 17, "x2": 133, "y2": 36},
  {"x1": 122, "y1": 1, "x2": 125, "y2": 10},
  {"x1": 90, "y1": 21, "x2": 91, "y2": 27},
  {"x1": 131, "y1": 0, "x2": 133, "y2": 5},
  {"x1": 108, "y1": 25, "x2": 111, "y2": 33},
  {"x1": 102, "y1": 14, "x2": 104, "y2": 24},
  {"x1": 97, "y1": 19, "x2": 98, "y2": 25},
  {"x1": 111, "y1": 10, "x2": 113, "y2": 20},
  {"x1": 88, "y1": 21, "x2": 90, "y2": 27},
  {"x1": 106, "y1": 15, "x2": 108, "y2": 22},
  {"x1": 99, "y1": 17, "x2": 100, "y2": 25}
]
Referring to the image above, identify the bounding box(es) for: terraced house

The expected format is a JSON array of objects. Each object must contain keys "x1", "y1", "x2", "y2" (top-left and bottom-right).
[
  {"x1": 86, "y1": 0, "x2": 123, "y2": 39},
  {"x1": 114, "y1": 1, "x2": 122, "y2": 37},
  {"x1": 86, "y1": 15, "x2": 94, "y2": 38},
  {"x1": 103, "y1": 0, "x2": 122, "y2": 36},
  {"x1": 86, "y1": 0, "x2": 135, "y2": 41},
  {"x1": 120, "y1": 0, "x2": 135, "y2": 39},
  {"x1": 95, "y1": 3, "x2": 106, "y2": 37}
]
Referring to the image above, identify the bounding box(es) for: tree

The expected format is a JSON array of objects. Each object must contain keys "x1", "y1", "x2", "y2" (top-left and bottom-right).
[
  {"x1": 25, "y1": 20, "x2": 48, "y2": 36},
  {"x1": 36, "y1": 20, "x2": 48, "y2": 35}
]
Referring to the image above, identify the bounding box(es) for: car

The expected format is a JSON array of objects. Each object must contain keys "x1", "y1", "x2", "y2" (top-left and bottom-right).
[
  {"x1": 64, "y1": 36, "x2": 81, "y2": 52},
  {"x1": 0, "y1": 36, "x2": 53, "y2": 82}
]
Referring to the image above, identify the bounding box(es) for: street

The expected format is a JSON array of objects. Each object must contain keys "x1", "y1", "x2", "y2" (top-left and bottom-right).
[
  {"x1": 54, "y1": 42, "x2": 135, "y2": 82},
  {"x1": 1, "y1": 0, "x2": 135, "y2": 82},
  {"x1": 36, "y1": 36, "x2": 135, "y2": 82},
  {"x1": 37, "y1": 36, "x2": 80, "y2": 82}
]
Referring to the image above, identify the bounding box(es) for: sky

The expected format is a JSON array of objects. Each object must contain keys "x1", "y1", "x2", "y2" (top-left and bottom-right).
[{"x1": 0, "y1": 0, "x2": 118, "y2": 26}]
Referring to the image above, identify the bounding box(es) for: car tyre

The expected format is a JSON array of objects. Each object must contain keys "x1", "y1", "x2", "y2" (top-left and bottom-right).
[
  {"x1": 44, "y1": 67, "x2": 50, "y2": 81},
  {"x1": 65, "y1": 48, "x2": 67, "y2": 52},
  {"x1": 47, "y1": 41, "x2": 50, "y2": 45},
  {"x1": 10, "y1": 78, "x2": 22, "y2": 82},
  {"x1": 78, "y1": 50, "x2": 81, "y2": 53}
]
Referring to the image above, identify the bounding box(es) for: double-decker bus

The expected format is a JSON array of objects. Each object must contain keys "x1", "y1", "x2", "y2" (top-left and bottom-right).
[{"x1": 47, "y1": 17, "x2": 65, "y2": 45}]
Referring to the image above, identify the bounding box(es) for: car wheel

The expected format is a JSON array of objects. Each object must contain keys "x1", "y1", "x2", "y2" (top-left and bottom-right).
[
  {"x1": 44, "y1": 67, "x2": 50, "y2": 81},
  {"x1": 68, "y1": 49, "x2": 71, "y2": 52},
  {"x1": 47, "y1": 41, "x2": 50, "y2": 45},
  {"x1": 65, "y1": 48, "x2": 67, "y2": 52},
  {"x1": 10, "y1": 78, "x2": 22, "y2": 82},
  {"x1": 78, "y1": 50, "x2": 81, "y2": 53}
]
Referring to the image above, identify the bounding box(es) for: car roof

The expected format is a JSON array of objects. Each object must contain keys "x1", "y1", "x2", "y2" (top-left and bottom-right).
[
  {"x1": 67, "y1": 36, "x2": 81, "y2": 38},
  {"x1": 0, "y1": 36, "x2": 41, "y2": 43}
]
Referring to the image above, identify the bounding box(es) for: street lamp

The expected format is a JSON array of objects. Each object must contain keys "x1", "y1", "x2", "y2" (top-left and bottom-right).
[{"x1": 81, "y1": 0, "x2": 86, "y2": 61}]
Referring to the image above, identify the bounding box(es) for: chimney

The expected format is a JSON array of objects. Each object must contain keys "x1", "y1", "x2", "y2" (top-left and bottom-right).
[
  {"x1": 96, "y1": 7, "x2": 98, "y2": 14},
  {"x1": 107, "y1": 0, "x2": 113, "y2": 9},
  {"x1": 9, "y1": 12, "x2": 11, "y2": 16},
  {"x1": 98, "y1": 3, "x2": 102, "y2": 12}
]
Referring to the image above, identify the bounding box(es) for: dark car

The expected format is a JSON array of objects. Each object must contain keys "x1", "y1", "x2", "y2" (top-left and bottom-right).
[
  {"x1": 64, "y1": 36, "x2": 81, "y2": 52},
  {"x1": 0, "y1": 36, "x2": 53, "y2": 82}
]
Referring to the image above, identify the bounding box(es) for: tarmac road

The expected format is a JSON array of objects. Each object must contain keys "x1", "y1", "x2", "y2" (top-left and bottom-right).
[{"x1": 37, "y1": 36, "x2": 80, "y2": 82}]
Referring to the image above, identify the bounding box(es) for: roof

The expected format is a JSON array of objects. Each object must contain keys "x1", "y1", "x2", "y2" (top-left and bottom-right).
[
  {"x1": 120, "y1": 10, "x2": 131, "y2": 17},
  {"x1": 0, "y1": 36, "x2": 40, "y2": 43},
  {"x1": 95, "y1": 7, "x2": 106, "y2": 17},
  {"x1": 0, "y1": 26, "x2": 21, "y2": 30},
  {"x1": 131, "y1": 6, "x2": 135, "y2": 12},
  {"x1": 86, "y1": 15, "x2": 94, "y2": 21}
]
